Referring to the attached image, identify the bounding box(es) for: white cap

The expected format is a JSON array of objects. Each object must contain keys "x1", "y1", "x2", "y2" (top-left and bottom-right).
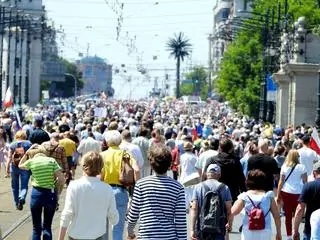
[{"x1": 207, "y1": 164, "x2": 221, "y2": 174}]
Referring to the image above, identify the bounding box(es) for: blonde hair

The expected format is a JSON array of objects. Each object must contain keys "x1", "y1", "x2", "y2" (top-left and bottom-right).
[
  {"x1": 15, "y1": 130, "x2": 27, "y2": 140},
  {"x1": 81, "y1": 152, "x2": 104, "y2": 177},
  {"x1": 285, "y1": 149, "x2": 300, "y2": 167}
]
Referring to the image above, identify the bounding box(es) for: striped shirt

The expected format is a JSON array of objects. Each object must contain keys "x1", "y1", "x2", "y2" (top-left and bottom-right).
[
  {"x1": 127, "y1": 175, "x2": 187, "y2": 240},
  {"x1": 24, "y1": 154, "x2": 61, "y2": 189}
]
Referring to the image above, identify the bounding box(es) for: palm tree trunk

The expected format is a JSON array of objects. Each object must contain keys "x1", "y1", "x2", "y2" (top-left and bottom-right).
[{"x1": 176, "y1": 57, "x2": 181, "y2": 98}]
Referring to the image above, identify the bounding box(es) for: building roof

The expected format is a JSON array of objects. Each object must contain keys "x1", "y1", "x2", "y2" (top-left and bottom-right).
[{"x1": 80, "y1": 56, "x2": 108, "y2": 65}]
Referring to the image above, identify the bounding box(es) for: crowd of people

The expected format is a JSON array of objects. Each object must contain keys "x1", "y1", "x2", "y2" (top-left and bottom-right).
[{"x1": 0, "y1": 98, "x2": 320, "y2": 240}]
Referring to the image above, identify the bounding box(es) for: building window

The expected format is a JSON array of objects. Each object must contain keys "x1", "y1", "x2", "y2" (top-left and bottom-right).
[{"x1": 215, "y1": 8, "x2": 230, "y2": 23}]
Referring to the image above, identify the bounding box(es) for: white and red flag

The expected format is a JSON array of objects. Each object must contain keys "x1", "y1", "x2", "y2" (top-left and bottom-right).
[
  {"x1": 310, "y1": 127, "x2": 320, "y2": 155},
  {"x1": 3, "y1": 87, "x2": 13, "y2": 109}
]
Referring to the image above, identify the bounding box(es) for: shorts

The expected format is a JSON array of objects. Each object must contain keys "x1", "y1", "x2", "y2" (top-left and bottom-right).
[{"x1": 67, "y1": 156, "x2": 74, "y2": 169}]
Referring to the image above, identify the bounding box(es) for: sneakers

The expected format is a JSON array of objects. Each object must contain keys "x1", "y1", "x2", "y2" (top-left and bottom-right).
[{"x1": 16, "y1": 199, "x2": 25, "y2": 211}]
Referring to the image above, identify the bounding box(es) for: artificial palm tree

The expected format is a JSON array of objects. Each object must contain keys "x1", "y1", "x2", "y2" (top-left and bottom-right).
[{"x1": 166, "y1": 32, "x2": 192, "y2": 98}]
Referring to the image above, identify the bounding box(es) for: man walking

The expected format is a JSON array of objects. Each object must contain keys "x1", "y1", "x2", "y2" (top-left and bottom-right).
[
  {"x1": 247, "y1": 138, "x2": 279, "y2": 191},
  {"x1": 293, "y1": 162, "x2": 320, "y2": 240},
  {"x1": 77, "y1": 131, "x2": 101, "y2": 156},
  {"x1": 28, "y1": 119, "x2": 50, "y2": 145},
  {"x1": 190, "y1": 164, "x2": 233, "y2": 240},
  {"x1": 203, "y1": 138, "x2": 246, "y2": 203}
]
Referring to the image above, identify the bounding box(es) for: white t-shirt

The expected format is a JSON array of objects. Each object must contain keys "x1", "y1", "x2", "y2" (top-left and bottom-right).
[
  {"x1": 280, "y1": 163, "x2": 307, "y2": 194},
  {"x1": 179, "y1": 152, "x2": 198, "y2": 184},
  {"x1": 311, "y1": 209, "x2": 320, "y2": 240},
  {"x1": 298, "y1": 147, "x2": 318, "y2": 176},
  {"x1": 195, "y1": 149, "x2": 218, "y2": 171}
]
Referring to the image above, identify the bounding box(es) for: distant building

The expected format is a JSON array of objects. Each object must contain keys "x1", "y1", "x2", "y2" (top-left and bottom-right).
[
  {"x1": 79, "y1": 56, "x2": 114, "y2": 97},
  {"x1": 210, "y1": 0, "x2": 253, "y2": 81}
]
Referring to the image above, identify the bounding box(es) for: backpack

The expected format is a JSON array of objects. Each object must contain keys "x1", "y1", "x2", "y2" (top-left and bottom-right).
[
  {"x1": 12, "y1": 144, "x2": 25, "y2": 167},
  {"x1": 119, "y1": 151, "x2": 135, "y2": 187},
  {"x1": 246, "y1": 196, "x2": 270, "y2": 230},
  {"x1": 199, "y1": 183, "x2": 226, "y2": 235}
]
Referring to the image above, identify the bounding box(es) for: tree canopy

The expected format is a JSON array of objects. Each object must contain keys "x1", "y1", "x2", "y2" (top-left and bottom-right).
[
  {"x1": 216, "y1": 0, "x2": 320, "y2": 117},
  {"x1": 41, "y1": 58, "x2": 85, "y2": 98},
  {"x1": 181, "y1": 66, "x2": 208, "y2": 100}
]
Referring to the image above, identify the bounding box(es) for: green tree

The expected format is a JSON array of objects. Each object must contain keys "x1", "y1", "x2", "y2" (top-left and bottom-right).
[
  {"x1": 217, "y1": 31, "x2": 262, "y2": 116},
  {"x1": 216, "y1": 0, "x2": 320, "y2": 117},
  {"x1": 181, "y1": 66, "x2": 209, "y2": 100},
  {"x1": 55, "y1": 58, "x2": 84, "y2": 98},
  {"x1": 166, "y1": 32, "x2": 192, "y2": 98},
  {"x1": 41, "y1": 58, "x2": 85, "y2": 98}
]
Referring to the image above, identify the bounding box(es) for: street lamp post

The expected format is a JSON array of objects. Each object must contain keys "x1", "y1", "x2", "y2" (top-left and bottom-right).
[{"x1": 64, "y1": 73, "x2": 77, "y2": 99}]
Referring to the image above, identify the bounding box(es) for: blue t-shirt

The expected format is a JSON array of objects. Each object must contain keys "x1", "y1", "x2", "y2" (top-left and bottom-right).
[
  {"x1": 238, "y1": 191, "x2": 274, "y2": 230},
  {"x1": 311, "y1": 209, "x2": 320, "y2": 240},
  {"x1": 192, "y1": 179, "x2": 232, "y2": 233},
  {"x1": 10, "y1": 140, "x2": 32, "y2": 152},
  {"x1": 299, "y1": 179, "x2": 320, "y2": 235},
  {"x1": 240, "y1": 154, "x2": 249, "y2": 177}
]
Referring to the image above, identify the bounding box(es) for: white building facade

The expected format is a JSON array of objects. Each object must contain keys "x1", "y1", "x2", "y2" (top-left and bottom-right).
[
  {"x1": 0, "y1": 0, "x2": 44, "y2": 106},
  {"x1": 210, "y1": 0, "x2": 253, "y2": 81}
]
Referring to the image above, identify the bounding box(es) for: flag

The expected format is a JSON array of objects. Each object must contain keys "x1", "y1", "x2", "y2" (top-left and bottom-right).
[
  {"x1": 310, "y1": 127, "x2": 320, "y2": 155},
  {"x1": 3, "y1": 87, "x2": 13, "y2": 108},
  {"x1": 15, "y1": 110, "x2": 22, "y2": 131}
]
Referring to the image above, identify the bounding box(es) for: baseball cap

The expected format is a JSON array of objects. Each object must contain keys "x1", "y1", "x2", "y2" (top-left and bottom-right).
[
  {"x1": 207, "y1": 164, "x2": 221, "y2": 174},
  {"x1": 313, "y1": 161, "x2": 320, "y2": 172}
]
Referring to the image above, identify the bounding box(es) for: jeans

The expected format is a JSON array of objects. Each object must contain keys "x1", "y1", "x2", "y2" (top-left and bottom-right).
[
  {"x1": 11, "y1": 165, "x2": 31, "y2": 207},
  {"x1": 303, "y1": 234, "x2": 311, "y2": 240},
  {"x1": 103, "y1": 186, "x2": 128, "y2": 240},
  {"x1": 198, "y1": 233, "x2": 225, "y2": 240},
  {"x1": 30, "y1": 187, "x2": 57, "y2": 240}
]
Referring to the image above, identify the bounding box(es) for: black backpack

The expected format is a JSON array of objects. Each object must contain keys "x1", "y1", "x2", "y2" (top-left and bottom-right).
[{"x1": 199, "y1": 183, "x2": 226, "y2": 236}]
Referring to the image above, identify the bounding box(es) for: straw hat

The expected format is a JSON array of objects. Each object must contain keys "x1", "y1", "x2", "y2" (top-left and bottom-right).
[{"x1": 183, "y1": 142, "x2": 193, "y2": 151}]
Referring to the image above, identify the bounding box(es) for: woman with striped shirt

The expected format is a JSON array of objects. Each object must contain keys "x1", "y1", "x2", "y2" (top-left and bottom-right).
[
  {"x1": 19, "y1": 146, "x2": 65, "y2": 240},
  {"x1": 127, "y1": 144, "x2": 187, "y2": 240}
]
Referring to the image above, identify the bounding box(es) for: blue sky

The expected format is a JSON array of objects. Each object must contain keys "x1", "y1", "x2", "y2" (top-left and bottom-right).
[{"x1": 42, "y1": 0, "x2": 215, "y2": 99}]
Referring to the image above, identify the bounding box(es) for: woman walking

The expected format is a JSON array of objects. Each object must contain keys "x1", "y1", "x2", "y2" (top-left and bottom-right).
[
  {"x1": 231, "y1": 170, "x2": 282, "y2": 240},
  {"x1": 276, "y1": 149, "x2": 307, "y2": 240},
  {"x1": 179, "y1": 142, "x2": 199, "y2": 187},
  {"x1": 127, "y1": 144, "x2": 187, "y2": 239},
  {"x1": 6, "y1": 130, "x2": 32, "y2": 210},
  {"x1": 59, "y1": 152, "x2": 118, "y2": 240},
  {"x1": 19, "y1": 147, "x2": 65, "y2": 240}
]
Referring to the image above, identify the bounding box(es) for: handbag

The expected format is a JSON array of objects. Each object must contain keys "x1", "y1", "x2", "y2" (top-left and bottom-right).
[{"x1": 119, "y1": 151, "x2": 135, "y2": 187}]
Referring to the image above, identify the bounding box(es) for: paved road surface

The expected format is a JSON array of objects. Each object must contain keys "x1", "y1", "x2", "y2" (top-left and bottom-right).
[{"x1": 0, "y1": 170, "x2": 304, "y2": 240}]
